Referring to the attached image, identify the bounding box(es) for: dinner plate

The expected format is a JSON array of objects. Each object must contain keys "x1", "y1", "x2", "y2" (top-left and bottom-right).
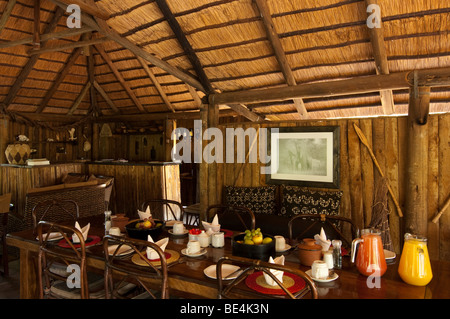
[
  {"x1": 276, "y1": 244, "x2": 292, "y2": 253},
  {"x1": 384, "y1": 249, "x2": 396, "y2": 260},
  {"x1": 107, "y1": 244, "x2": 134, "y2": 257},
  {"x1": 203, "y1": 264, "x2": 242, "y2": 280},
  {"x1": 181, "y1": 248, "x2": 207, "y2": 258},
  {"x1": 305, "y1": 269, "x2": 339, "y2": 283},
  {"x1": 36, "y1": 232, "x2": 63, "y2": 241}
]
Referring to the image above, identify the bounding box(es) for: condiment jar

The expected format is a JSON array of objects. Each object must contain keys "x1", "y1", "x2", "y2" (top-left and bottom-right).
[
  {"x1": 298, "y1": 238, "x2": 323, "y2": 266},
  {"x1": 198, "y1": 230, "x2": 210, "y2": 248}
]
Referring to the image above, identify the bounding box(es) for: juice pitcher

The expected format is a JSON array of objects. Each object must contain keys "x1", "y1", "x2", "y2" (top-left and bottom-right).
[
  {"x1": 398, "y1": 233, "x2": 432, "y2": 286},
  {"x1": 351, "y1": 228, "x2": 387, "y2": 277}
]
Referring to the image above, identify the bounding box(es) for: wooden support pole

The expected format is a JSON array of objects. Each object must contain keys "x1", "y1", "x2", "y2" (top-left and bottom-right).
[
  {"x1": 0, "y1": 0, "x2": 17, "y2": 35},
  {"x1": 33, "y1": 0, "x2": 40, "y2": 50},
  {"x1": 0, "y1": 117, "x2": 8, "y2": 164},
  {"x1": 404, "y1": 86, "x2": 430, "y2": 236}
]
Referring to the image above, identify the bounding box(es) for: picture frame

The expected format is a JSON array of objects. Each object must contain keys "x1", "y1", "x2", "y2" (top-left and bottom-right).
[{"x1": 266, "y1": 126, "x2": 340, "y2": 189}]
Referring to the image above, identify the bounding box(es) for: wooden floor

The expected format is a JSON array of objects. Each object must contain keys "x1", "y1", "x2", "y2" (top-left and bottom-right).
[{"x1": 0, "y1": 257, "x2": 20, "y2": 299}]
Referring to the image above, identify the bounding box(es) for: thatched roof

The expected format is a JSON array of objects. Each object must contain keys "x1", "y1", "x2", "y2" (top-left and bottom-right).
[{"x1": 0, "y1": 0, "x2": 449, "y2": 123}]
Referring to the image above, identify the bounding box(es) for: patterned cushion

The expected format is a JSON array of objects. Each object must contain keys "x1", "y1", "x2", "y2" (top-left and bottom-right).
[
  {"x1": 224, "y1": 186, "x2": 277, "y2": 215},
  {"x1": 280, "y1": 185, "x2": 342, "y2": 217}
]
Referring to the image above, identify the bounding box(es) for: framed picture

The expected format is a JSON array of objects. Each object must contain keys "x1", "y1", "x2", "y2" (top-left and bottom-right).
[{"x1": 266, "y1": 126, "x2": 340, "y2": 189}]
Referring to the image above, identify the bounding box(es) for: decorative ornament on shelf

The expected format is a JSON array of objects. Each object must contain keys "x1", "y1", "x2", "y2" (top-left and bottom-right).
[
  {"x1": 5, "y1": 143, "x2": 31, "y2": 165},
  {"x1": 68, "y1": 128, "x2": 77, "y2": 141}
]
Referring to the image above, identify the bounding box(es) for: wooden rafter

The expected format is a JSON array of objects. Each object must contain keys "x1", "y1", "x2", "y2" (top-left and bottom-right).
[
  {"x1": 227, "y1": 104, "x2": 265, "y2": 122},
  {"x1": 253, "y1": 0, "x2": 308, "y2": 118},
  {"x1": 137, "y1": 57, "x2": 175, "y2": 113},
  {"x1": 36, "y1": 47, "x2": 82, "y2": 113},
  {"x1": 365, "y1": 0, "x2": 394, "y2": 115},
  {"x1": 49, "y1": 0, "x2": 206, "y2": 93},
  {"x1": 87, "y1": 50, "x2": 100, "y2": 116},
  {"x1": 67, "y1": 81, "x2": 91, "y2": 115},
  {"x1": 29, "y1": 37, "x2": 110, "y2": 55},
  {"x1": 0, "y1": 0, "x2": 16, "y2": 35},
  {"x1": 94, "y1": 44, "x2": 147, "y2": 113},
  {"x1": 155, "y1": 0, "x2": 213, "y2": 93},
  {"x1": 0, "y1": 26, "x2": 95, "y2": 49},
  {"x1": 212, "y1": 67, "x2": 450, "y2": 105},
  {"x1": 2, "y1": 7, "x2": 64, "y2": 111},
  {"x1": 33, "y1": 0, "x2": 40, "y2": 49},
  {"x1": 57, "y1": 0, "x2": 110, "y2": 20},
  {"x1": 93, "y1": 81, "x2": 120, "y2": 114}
]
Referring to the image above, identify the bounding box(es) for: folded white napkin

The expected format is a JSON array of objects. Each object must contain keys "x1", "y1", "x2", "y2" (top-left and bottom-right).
[
  {"x1": 201, "y1": 214, "x2": 221, "y2": 233},
  {"x1": 72, "y1": 222, "x2": 90, "y2": 243},
  {"x1": 263, "y1": 255, "x2": 285, "y2": 286},
  {"x1": 146, "y1": 235, "x2": 169, "y2": 260},
  {"x1": 211, "y1": 214, "x2": 219, "y2": 225},
  {"x1": 314, "y1": 227, "x2": 332, "y2": 251},
  {"x1": 138, "y1": 206, "x2": 152, "y2": 220}
]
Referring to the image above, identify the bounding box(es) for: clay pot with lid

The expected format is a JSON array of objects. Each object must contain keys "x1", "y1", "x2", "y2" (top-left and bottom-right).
[
  {"x1": 111, "y1": 214, "x2": 129, "y2": 232},
  {"x1": 298, "y1": 238, "x2": 323, "y2": 266}
]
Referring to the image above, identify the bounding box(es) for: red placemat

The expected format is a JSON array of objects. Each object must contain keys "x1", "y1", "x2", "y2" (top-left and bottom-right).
[
  {"x1": 245, "y1": 271, "x2": 306, "y2": 295},
  {"x1": 141, "y1": 251, "x2": 172, "y2": 262},
  {"x1": 57, "y1": 235, "x2": 101, "y2": 248}
]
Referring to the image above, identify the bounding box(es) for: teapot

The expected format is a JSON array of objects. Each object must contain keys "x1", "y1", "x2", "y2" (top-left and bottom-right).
[
  {"x1": 398, "y1": 233, "x2": 432, "y2": 286},
  {"x1": 351, "y1": 228, "x2": 387, "y2": 277}
]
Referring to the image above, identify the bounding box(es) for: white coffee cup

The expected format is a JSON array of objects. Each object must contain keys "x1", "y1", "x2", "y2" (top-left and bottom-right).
[
  {"x1": 211, "y1": 232, "x2": 225, "y2": 248},
  {"x1": 275, "y1": 236, "x2": 286, "y2": 252},
  {"x1": 186, "y1": 240, "x2": 201, "y2": 254},
  {"x1": 311, "y1": 260, "x2": 329, "y2": 279},
  {"x1": 109, "y1": 227, "x2": 121, "y2": 236},
  {"x1": 172, "y1": 221, "x2": 185, "y2": 235}
]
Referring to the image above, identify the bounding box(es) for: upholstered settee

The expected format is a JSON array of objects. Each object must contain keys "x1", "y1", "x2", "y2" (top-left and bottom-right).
[
  {"x1": 221, "y1": 184, "x2": 345, "y2": 240},
  {"x1": 7, "y1": 173, "x2": 114, "y2": 234}
]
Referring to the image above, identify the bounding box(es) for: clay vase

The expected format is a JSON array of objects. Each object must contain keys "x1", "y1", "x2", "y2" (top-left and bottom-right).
[
  {"x1": 5, "y1": 143, "x2": 31, "y2": 165},
  {"x1": 298, "y1": 238, "x2": 323, "y2": 266},
  {"x1": 111, "y1": 214, "x2": 129, "y2": 232}
]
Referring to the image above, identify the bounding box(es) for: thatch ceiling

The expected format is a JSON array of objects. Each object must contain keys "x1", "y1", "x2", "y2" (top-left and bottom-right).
[{"x1": 0, "y1": 0, "x2": 449, "y2": 124}]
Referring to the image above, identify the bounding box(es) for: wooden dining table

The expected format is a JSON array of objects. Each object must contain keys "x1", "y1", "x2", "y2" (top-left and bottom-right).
[{"x1": 6, "y1": 214, "x2": 450, "y2": 299}]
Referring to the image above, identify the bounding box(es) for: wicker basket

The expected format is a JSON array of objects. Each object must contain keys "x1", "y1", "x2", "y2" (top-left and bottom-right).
[{"x1": 5, "y1": 143, "x2": 31, "y2": 165}]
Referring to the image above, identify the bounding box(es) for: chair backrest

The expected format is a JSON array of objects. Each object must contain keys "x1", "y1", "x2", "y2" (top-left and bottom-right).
[
  {"x1": 0, "y1": 193, "x2": 11, "y2": 214},
  {"x1": 216, "y1": 256, "x2": 318, "y2": 299},
  {"x1": 288, "y1": 214, "x2": 359, "y2": 248},
  {"x1": 32, "y1": 199, "x2": 80, "y2": 234},
  {"x1": 206, "y1": 205, "x2": 256, "y2": 231},
  {"x1": 103, "y1": 235, "x2": 169, "y2": 299},
  {"x1": 140, "y1": 199, "x2": 184, "y2": 222},
  {"x1": 36, "y1": 221, "x2": 89, "y2": 299}
]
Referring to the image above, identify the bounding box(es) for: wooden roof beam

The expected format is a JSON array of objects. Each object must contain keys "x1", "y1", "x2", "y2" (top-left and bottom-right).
[
  {"x1": 93, "y1": 80, "x2": 120, "y2": 114},
  {"x1": 253, "y1": 0, "x2": 308, "y2": 119},
  {"x1": 154, "y1": 0, "x2": 213, "y2": 93},
  {"x1": 94, "y1": 44, "x2": 147, "y2": 113},
  {"x1": 29, "y1": 37, "x2": 110, "y2": 55},
  {"x1": 2, "y1": 7, "x2": 64, "y2": 111},
  {"x1": 48, "y1": 0, "x2": 206, "y2": 93},
  {"x1": 56, "y1": 0, "x2": 110, "y2": 20},
  {"x1": 36, "y1": 47, "x2": 82, "y2": 113},
  {"x1": 0, "y1": 0, "x2": 16, "y2": 35},
  {"x1": 137, "y1": 56, "x2": 175, "y2": 113},
  {"x1": 33, "y1": 0, "x2": 40, "y2": 50},
  {"x1": 67, "y1": 81, "x2": 91, "y2": 115},
  {"x1": 212, "y1": 67, "x2": 450, "y2": 105},
  {"x1": 365, "y1": 0, "x2": 394, "y2": 115}
]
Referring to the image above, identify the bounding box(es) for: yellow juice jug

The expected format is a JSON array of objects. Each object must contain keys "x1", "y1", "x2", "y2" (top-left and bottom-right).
[{"x1": 398, "y1": 233, "x2": 432, "y2": 286}]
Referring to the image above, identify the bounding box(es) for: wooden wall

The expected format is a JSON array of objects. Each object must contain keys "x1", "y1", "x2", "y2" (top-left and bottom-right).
[{"x1": 211, "y1": 113, "x2": 450, "y2": 261}]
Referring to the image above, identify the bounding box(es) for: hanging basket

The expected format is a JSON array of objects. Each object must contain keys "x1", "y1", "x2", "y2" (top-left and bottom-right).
[{"x1": 5, "y1": 143, "x2": 31, "y2": 165}]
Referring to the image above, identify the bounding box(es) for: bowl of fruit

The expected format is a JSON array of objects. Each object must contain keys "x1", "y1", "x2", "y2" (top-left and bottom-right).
[
  {"x1": 125, "y1": 218, "x2": 165, "y2": 241},
  {"x1": 232, "y1": 228, "x2": 275, "y2": 261}
]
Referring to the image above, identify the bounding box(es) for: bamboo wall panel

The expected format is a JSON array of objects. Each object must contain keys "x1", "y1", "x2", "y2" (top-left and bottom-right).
[{"x1": 215, "y1": 113, "x2": 450, "y2": 260}]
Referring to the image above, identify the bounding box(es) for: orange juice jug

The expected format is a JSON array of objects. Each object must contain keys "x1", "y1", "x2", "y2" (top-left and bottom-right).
[
  {"x1": 351, "y1": 228, "x2": 387, "y2": 277},
  {"x1": 398, "y1": 233, "x2": 432, "y2": 286}
]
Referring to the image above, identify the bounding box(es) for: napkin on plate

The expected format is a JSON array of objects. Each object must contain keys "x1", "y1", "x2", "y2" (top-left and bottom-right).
[
  {"x1": 202, "y1": 214, "x2": 221, "y2": 232},
  {"x1": 146, "y1": 235, "x2": 169, "y2": 260},
  {"x1": 138, "y1": 206, "x2": 152, "y2": 220},
  {"x1": 72, "y1": 222, "x2": 90, "y2": 243},
  {"x1": 263, "y1": 255, "x2": 285, "y2": 286},
  {"x1": 314, "y1": 227, "x2": 331, "y2": 251}
]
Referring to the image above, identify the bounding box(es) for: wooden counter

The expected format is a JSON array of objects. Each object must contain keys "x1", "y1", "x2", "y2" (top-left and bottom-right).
[{"x1": 87, "y1": 161, "x2": 181, "y2": 218}]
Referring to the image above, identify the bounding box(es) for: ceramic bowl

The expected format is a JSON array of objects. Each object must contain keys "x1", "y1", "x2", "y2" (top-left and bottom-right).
[
  {"x1": 232, "y1": 233, "x2": 275, "y2": 261},
  {"x1": 125, "y1": 219, "x2": 164, "y2": 241}
]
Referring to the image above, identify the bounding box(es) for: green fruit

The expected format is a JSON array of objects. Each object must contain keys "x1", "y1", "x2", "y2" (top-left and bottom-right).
[
  {"x1": 262, "y1": 237, "x2": 273, "y2": 244},
  {"x1": 244, "y1": 239, "x2": 254, "y2": 245}
]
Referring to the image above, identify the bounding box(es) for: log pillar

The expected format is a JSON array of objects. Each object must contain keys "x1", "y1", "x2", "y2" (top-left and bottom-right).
[
  {"x1": 0, "y1": 117, "x2": 8, "y2": 164},
  {"x1": 404, "y1": 86, "x2": 430, "y2": 237}
]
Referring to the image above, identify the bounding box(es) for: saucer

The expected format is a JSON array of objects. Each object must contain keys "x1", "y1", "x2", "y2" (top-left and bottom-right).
[
  {"x1": 169, "y1": 229, "x2": 189, "y2": 237},
  {"x1": 276, "y1": 244, "x2": 292, "y2": 253},
  {"x1": 384, "y1": 249, "x2": 396, "y2": 260},
  {"x1": 305, "y1": 269, "x2": 339, "y2": 282},
  {"x1": 181, "y1": 248, "x2": 207, "y2": 257}
]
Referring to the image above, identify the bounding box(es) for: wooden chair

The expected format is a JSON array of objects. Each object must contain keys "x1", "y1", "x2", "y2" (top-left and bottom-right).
[
  {"x1": 216, "y1": 256, "x2": 318, "y2": 299},
  {"x1": 206, "y1": 205, "x2": 256, "y2": 231},
  {"x1": 32, "y1": 199, "x2": 80, "y2": 234},
  {"x1": 0, "y1": 193, "x2": 12, "y2": 277},
  {"x1": 36, "y1": 221, "x2": 105, "y2": 299},
  {"x1": 140, "y1": 199, "x2": 184, "y2": 222},
  {"x1": 103, "y1": 234, "x2": 169, "y2": 299},
  {"x1": 288, "y1": 214, "x2": 359, "y2": 248}
]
